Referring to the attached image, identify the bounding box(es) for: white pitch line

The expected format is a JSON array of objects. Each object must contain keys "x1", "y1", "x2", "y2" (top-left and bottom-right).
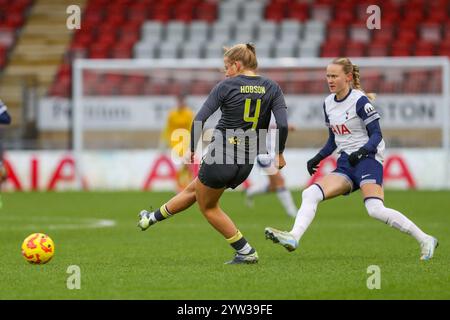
[{"x1": 0, "y1": 216, "x2": 116, "y2": 230}]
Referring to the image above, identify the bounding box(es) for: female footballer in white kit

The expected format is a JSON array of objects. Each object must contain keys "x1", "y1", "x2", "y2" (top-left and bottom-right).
[
  {"x1": 245, "y1": 117, "x2": 298, "y2": 218},
  {"x1": 265, "y1": 57, "x2": 438, "y2": 261}
]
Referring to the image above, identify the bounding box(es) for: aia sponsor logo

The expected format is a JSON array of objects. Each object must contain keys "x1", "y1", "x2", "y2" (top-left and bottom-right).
[{"x1": 331, "y1": 124, "x2": 351, "y2": 135}]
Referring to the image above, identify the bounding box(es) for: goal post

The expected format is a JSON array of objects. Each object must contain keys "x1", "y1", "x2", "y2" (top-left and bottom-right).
[{"x1": 72, "y1": 57, "x2": 450, "y2": 189}]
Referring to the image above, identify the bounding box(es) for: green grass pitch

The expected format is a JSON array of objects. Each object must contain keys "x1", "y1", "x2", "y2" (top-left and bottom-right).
[{"x1": 0, "y1": 190, "x2": 448, "y2": 299}]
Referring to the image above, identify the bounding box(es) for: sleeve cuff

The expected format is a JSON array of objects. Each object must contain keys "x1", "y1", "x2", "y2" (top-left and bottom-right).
[{"x1": 364, "y1": 114, "x2": 380, "y2": 126}]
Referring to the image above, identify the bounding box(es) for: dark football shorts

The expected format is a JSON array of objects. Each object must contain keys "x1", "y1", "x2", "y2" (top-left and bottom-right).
[
  {"x1": 331, "y1": 152, "x2": 383, "y2": 194},
  {"x1": 198, "y1": 161, "x2": 254, "y2": 189}
]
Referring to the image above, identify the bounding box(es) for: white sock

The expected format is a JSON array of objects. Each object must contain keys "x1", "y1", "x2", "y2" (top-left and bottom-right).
[
  {"x1": 276, "y1": 187, "x2": 298, "y2": 218},
  {"x1": 237, "y1": 243, "x2": 253, "y2": 255},
  {"x1": 246, "y1": 182, "x2": 269, "y2": 198},
  {"x1": 290, "y1": 184, "x2": 324, "y2": 242},
  {"x1": 365, "y1": 198, "x2": 429, "y2": 244}
]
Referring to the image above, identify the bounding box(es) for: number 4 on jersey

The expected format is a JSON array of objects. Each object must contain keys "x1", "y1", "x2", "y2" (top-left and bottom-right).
[{"x1": 243, "y1": 98, "x2": 261, "y2": 130}]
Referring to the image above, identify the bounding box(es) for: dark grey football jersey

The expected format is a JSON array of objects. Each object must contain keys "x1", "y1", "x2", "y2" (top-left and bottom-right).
[{"x1": 191, "y1": 74, "x2": 288, "y2": 163}]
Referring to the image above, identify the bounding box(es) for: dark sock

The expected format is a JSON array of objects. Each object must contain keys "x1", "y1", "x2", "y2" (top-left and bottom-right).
[
  {"x1": 227, "y1": 230, "x2": 255, "y2": 255},
  {"x1": 153, "y1": 209, "x2": 165, "y2": 221},
  {"x1": 153, "y1": 204, "x2": 172, "y2": 221}
]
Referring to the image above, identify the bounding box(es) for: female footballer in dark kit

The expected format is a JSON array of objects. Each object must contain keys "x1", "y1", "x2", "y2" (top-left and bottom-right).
[{"x1": 138, "y1": 43, "x2": 289, "y2": 264}]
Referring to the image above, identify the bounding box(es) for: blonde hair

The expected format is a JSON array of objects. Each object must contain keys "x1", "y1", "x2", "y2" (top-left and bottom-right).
[
  {"x1": 223, "y1": 43, "x2": 258, "y2": 70},
  {"x1": 331, "y1": 57, "x2": 376, "y2": 101}
]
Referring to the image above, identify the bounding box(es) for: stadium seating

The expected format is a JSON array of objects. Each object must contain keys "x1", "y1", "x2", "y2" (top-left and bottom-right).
[
  {"x1": 0, "y1": 0, "x2": 33, "y2": 71},
  {"x1": 34, "y1": 0, "x2": 450, "y2": 98}
]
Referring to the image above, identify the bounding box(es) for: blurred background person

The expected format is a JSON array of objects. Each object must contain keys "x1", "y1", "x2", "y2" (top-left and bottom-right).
[
  {"x1": 0, "y1": 99, "x2": 11, "y2": 208},
  {"x1": 161, "y1": 94, "x2": 194, "y2": 189},
  {"x1": 245, "y1": 120, "x2": 297, "y2": 218}
]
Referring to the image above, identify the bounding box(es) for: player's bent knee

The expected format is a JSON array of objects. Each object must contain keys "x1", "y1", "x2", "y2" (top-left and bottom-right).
[
  {"x1": 365, "y1": 198, "x2": 385, "y2": 219},
  {"x1": 302, "y1": 184, "x2": 324, "y2": 203},
  {"x1": 200, "y1": 206, "x2": 219, "y2": 218},
  {"x1": 197, "y1": 200, "x2": 218, "y2": 213}
]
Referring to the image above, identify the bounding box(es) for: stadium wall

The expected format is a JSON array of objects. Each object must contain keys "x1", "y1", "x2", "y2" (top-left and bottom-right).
[
  {"x1": 39, "y1": 95, "x2": 443, "y2": 130},
  {"x1": 2, "y1": 149, "x2": 448, "y2": 191}
]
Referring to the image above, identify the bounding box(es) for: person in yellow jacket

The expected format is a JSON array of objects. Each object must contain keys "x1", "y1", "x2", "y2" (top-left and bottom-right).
[
  {"x1": 162, "y1": 94, "x2": 194, "y2": 157},
  {"x1": 161, "y1": 94, "x2": 194, "y2": 189}
]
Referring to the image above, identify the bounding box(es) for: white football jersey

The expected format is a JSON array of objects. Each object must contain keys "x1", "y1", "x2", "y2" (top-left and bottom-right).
[{"x1": 323, "y1": 89, "x2": 385, "y2": 163}]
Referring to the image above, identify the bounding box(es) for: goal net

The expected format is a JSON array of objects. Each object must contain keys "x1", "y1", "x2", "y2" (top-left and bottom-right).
[{"x1": 72, "y1": 57, "x2": 450, "y2": 189}]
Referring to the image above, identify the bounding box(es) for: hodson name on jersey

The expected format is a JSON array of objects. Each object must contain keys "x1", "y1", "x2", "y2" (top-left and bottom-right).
[
  {"x1": 240, "y1": 85, "x2": 266, "y2": 94},
  {"x1": 324, "y1": 89, "x2": 385, "y2": 162}
]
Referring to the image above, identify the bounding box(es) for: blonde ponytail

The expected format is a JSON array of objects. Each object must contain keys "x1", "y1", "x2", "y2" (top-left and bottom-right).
[{"x1": 351, "y1": 64, "x2": 376, "y2": 101}]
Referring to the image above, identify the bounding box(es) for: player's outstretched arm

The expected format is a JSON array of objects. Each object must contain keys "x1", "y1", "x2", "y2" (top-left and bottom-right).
[{"x1": 307, "y1": 128, "x2": 336, "y2": 175}]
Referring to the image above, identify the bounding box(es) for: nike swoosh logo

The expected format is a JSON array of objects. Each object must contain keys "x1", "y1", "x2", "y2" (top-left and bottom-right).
[{"x1": 362, "y1": 174, "x2": 371, "y2": 179}]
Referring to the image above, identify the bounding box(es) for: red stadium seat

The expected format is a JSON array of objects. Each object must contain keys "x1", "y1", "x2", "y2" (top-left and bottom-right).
[
  {"x1": 195, "y1": 1, "x2": 217, "y2": 22},
  {"x1": 321, "y1": 42, "x2": 342, "y2": 57},
  {"x1": 414, "y1": 41, "x2": 435, "y2": 56},
  {"x1": 334, "y1": 10, "x2": 354, "y2": 24},
  {"x1": 426, "y1": 10, "x2": 448, "y2": 24},
  {"x1": 120, "y1": 22, "x2": 141, "y2": 37},
  {"x1": 286, "y1": 2, "x2": 309, "y2": 21},
  {"x1": 382, "y1": 9, "x2": 401, "y2": 24},
  {"x1": 111, "y1": 47, "x2": 132, "y2": 59},
  {"x1": 326, "y1": 27, "x2": 347, "y2": 43},
  {"x1": 0, "y1": 52, "x2": 6, "y2": 68},
  {"x1": 345, "y1": 42, "x2": 366, "y2": 57},
  {"x1": 334, "y1": 1, "x2": 355, "y2": 15},
  {"x1": 97, "y1": 33, "x2": 116, "y2": 47},
  {"x1": 89, "y1": 44, "x2": 111, "y2": 59},
  {"x1": 327, "y1": 19, "x2": 347, "y2": 30},
  {"x1": 397, "y1": 30, "x2": 417, "y2": 43},
  {"x1": 106, "y1": 13, "x2": 126, "y2": 26},
  {"x1": 438, "y1": 44, "x2": 450, "y2": 57},
  {"x1": 173, "y1": 3, "x2": 195, "y2": 22},
  {"x1": 118, "y1": 33, "x2": 139, "y2": 47},
  {"x1": 366, "y1": 43, "x2": 389, "y2": 57},
  {"x1": 4, "y1": 14, "x2": 25, "y2": 28},
  {"x1": 73, "y1": 32, "x2": 94, "y2": 47},
  {"x1": 57, "y1": 64, "x2": 72, "y2": 78},
  {"x1": 443, "y1": 22, "x2": 450, "y2": 39},
  {"x1": 391, "y1": 43, "x2": 411, "y2": 57},
  {"x1": 315, "y1": 0, "x2": 335, "y2": 5},
  {"x1": 403, "y1": 10, "x2": 424, "y2": 24},
  {"x1": 0, "y1": 44, "x2": 7, "y2": 56},
  {"x1": 151, "y1": 4, "x2": 172, "y2": 22},
  {"x1": 265, "y1": 3, "x2": 285, "y2": 21}
]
